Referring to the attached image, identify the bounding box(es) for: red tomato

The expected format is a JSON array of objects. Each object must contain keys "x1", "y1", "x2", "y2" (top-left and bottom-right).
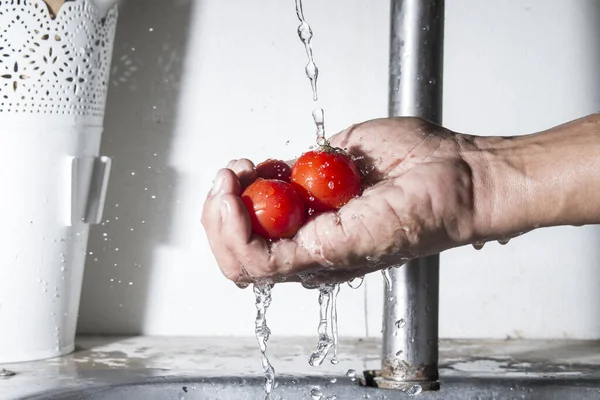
[
  {"x1": 255, "y1": 159, "x2": 292, "y2": 182},
  {"x1": 241, "y1": 178, "x2": 306, "y2": 240},
  {"x1": 291, "y1": 148, "x2": 361, "y2": 212}
]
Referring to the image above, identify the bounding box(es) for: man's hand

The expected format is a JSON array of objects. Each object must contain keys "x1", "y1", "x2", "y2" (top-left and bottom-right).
[{"x1": 202, "y1": 117, "x2": 481, "y2": 286}]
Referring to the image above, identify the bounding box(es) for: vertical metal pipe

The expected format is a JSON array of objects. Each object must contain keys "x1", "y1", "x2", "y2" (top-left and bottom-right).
[{"x1": 381, "y1": 0, "x2": 444, "y2": 390}]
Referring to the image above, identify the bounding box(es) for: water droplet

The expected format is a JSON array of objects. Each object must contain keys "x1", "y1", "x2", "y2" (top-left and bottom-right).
[
  {"x1": 407, "y1": 384, "x2": 422, "y2": 395},
  {"x1": 0, "y1": 368, "x2": 16, "y2": 377},
  {"x1": 346, "y1": 369, "x2": 357, "y2": 381},
  {"x1": 347, "y1": 276, "x2": 364, "y2": 289},
  {"x1": 328, "y1": 181, "x2": 334, "y2": 190},
  {"x1": 330, "y1": 377, "x2": 337, "y2": 383},
  {"x1": 395, "y1": 319, "x2": 406, "y2": 329},
  {"x1": 310, "y1": 388, "x2": 323, "y2": 400},
  {"x1": 396, "y1": 350, "x2": 403, "y2": 356},
  {"x1": 498, "y1": 238, "x2": 510, "y2": 245},
  {"x1": 472, "y1": 241, "x2": 485, "y2": 250},
  {"x1": 148, "y1": 27, "x2": 154, "y2": 32}
]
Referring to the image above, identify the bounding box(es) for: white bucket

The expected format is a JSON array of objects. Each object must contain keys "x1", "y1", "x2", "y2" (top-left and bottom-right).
[{"x1": 0, "y1": 0, "x2": 118, "y2": 363}]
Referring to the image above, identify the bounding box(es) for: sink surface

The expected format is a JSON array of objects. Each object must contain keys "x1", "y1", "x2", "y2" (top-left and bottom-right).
[
  {"x1": 4, "y1": 336, "x2": 600, "y2": 399},
  {"x1": 23, "y1": 373, "x2": 600, "y2": 400}
]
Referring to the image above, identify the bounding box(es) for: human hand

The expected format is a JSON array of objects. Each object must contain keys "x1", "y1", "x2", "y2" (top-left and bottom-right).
[{"x1": 202, "y1": 117, "x2": 481, "y2": 287}]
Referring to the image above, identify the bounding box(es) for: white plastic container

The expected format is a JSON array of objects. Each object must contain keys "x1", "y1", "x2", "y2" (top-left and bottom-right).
[{"x1": 0, "y1": 0, "x2": 118, "y2": 363}]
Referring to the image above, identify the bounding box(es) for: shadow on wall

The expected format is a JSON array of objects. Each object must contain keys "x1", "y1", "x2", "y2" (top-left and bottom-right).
[{"x1": 78, "y1": 0, "x2": 198, "y2": 334}]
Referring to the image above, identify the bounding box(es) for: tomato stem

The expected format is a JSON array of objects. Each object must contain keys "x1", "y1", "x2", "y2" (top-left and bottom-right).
[{"x1": 318, "y1": 141, "x2": 348, "y2": 155}]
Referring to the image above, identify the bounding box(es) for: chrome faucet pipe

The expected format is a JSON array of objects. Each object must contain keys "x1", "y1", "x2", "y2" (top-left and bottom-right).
[
  {"x1": 363, "y1": 0, "x2": 444, "y2": 391},
  {"x1": 384, "y1": 0, "x2": 444, "y2": 388}
]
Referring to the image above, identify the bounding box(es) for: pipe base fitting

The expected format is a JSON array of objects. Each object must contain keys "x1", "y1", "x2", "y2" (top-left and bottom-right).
[{"x1": 360, "y1": 369, "x2": 440, "y2": 392}]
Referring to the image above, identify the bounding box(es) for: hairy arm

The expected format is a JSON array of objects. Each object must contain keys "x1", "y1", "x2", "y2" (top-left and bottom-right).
[{"x1": 464, "y1": 112, "x2": 600, "y2": 241}]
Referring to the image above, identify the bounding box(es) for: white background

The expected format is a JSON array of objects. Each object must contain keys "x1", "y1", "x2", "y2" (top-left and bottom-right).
[{"x1": 78, "y1": 0, "x2": 600, "y2": 339}]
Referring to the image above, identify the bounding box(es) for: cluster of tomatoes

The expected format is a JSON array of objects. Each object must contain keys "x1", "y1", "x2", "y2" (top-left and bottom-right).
[{"x1": 241, "y1": 146, "x2": 362, "y2": 240}]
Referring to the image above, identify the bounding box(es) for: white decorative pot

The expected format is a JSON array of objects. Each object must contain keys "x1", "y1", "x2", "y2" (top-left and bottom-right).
[{"x1": 0, "y1": 0, "x2": 118, "y2": 363}]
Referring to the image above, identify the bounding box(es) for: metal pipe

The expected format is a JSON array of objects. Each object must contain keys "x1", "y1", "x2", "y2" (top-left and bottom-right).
[
  {"x1": 362, "y1": 0, "x2": 444, "y2": 391},
  {"x1": 385, "y1": 0, "x2": 444, "y2": 388},
  {"x1": 381, "y1": 257, "x2": 440, "y2": 389}
]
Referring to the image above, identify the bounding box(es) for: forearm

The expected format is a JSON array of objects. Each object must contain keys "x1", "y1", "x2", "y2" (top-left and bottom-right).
[{"x1": 465, "y1": 113, "x2": 600, "y2": 240}]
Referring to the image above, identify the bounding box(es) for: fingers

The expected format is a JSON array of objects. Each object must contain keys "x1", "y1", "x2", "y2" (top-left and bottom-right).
[
  {"x1": 220, "y1": 193, "x2": 271, "y2": 279},
  {"x1": 202, "y1": 168, "x2": 245, "y2": 282},
  {"x1": 226, "y1": 158, "x2": 257, "y2": 188}
]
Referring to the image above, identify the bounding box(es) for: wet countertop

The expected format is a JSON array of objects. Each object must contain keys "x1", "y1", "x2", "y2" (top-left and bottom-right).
[{"x1": 2, "y1": 336, "x2": 600, "y2": 399}]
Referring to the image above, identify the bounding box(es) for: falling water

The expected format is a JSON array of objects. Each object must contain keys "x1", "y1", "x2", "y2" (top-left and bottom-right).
[
  {"x1": 295, "y1": 0, "x2": 319, "y2": 100},
  {"x1": 312, "y1": 108, "x2": 327, "y2": 146},
  {"x1": 381, "y1": 268, "x2": 392, "y2": 291},
  {"x1": 309, "y1": 284, "x2": 335, "y2": 366},
  {"x1": 330, "y1": 284, "x2": 340, "y2": 364},
  {"x1": 254, "y1": 283, "x2": 275, "y2": 399}
]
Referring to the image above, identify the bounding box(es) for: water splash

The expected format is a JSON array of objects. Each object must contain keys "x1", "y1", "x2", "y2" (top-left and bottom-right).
[
  {"x1": 381, "y1": 268, "x2": 392, "y2": 291},
  {"x1": 309, "y1": 284, "x2": 335, "y2": 366},
  {"x1": 254, "y1": 283, "x2": 275, "y2": 400},
  {"x1": 295, "y1": 0, "x2": 319, "y2": 100},
  {"x1": 312, "y1": 108, "x2": 327, "y2": 146}
]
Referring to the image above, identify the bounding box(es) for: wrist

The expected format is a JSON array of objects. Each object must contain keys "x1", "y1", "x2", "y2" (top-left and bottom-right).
[
  {"x1": 460, "y1": 134, "x2": 538, "y2": 241},
  {"x1": 460, "y1": 113, "x2": 600, "y2": 241}
]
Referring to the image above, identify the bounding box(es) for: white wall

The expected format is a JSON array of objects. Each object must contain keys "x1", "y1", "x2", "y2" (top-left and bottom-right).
[{"x1": 78, "y1": 0, "x2": 600, "y2": 339}]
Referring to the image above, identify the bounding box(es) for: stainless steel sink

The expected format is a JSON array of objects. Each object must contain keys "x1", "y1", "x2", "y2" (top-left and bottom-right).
[
  {"x1": 4, "y1": 337, "x2": 600, "y2": 400},
  {"x1": 23, "y1": 373, "x2": 600, "y2": 400}
]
